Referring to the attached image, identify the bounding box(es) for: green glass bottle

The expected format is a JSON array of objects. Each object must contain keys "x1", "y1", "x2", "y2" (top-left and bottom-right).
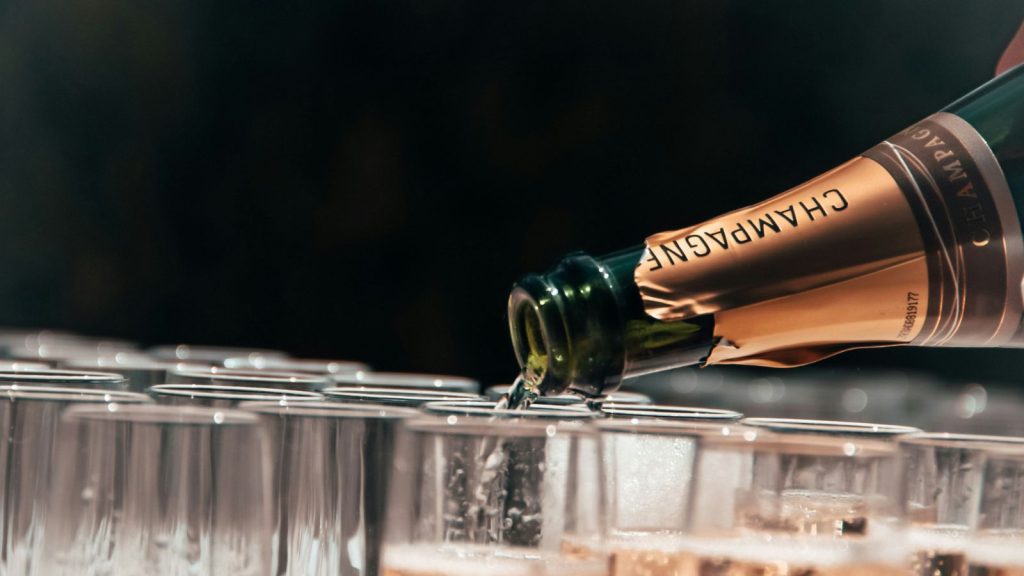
[{"x1": 508, "y1": 64, "x2": 1024, "y2": 400}]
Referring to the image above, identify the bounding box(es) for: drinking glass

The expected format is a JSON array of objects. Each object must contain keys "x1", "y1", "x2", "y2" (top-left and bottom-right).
[
  {"x1": 0, "y1": 361, "x2": 51, "y2": 371},
  {"x1": 322, "y1": 387, "x2": 481, "y2": 408},
  {"x1": 148, "y1": 383, "x2": 322, "y2": 407},
  {"x1": 0, "y1": 368, "x2": 126, "y2": 390},
  {"x1": 918, "y1": 383, "x2": 1024, "y2": 437},
  {"x1": 148, "y1": 344, "x2": 288, "y2": 364},
  {"x1": 381, "y1": 407, "x2": 607, "y2": 576},
  {"x1": 240, "y1": 400, "x2": 420, "y2": 576},
  {"x1": 172, "y1": 366, "x2": 330, "y2": 391},
  {"x1": 223, "y1": 356, "x2": 369, "y2": 375},
  {"x1": 62, "y1": 357, "x2": 210, "y2": 391},
  {"x1": 329, "y1": 372, "x2": 478, "y2": 394},
  {"x1": 598, "y1": 409, "x2": 741, "y2": 553},
  {"x1": 0, "y1": 332, "x2": 140, "y2": 362},
  {"x1": 39, "y1": 404, "x2": 273, "y2": 575},
  {"x1": 599, "y1": 403, "x2": 742, "y2": 421},
  {"x1": 0, "y1": 387, "x2": 150, "y2": 575},
  {"x1": 629, "y1": 418, "x2": 917, "y2": 575},
  {"x1": 901, "y1": 433, "x2": 1024, "y2": 575}
]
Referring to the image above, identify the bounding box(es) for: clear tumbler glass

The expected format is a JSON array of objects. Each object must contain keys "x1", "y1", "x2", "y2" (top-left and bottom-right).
[
  {"x1": 322, "y1": 387, "x2": 481, "y2": 408},
  {"x1": 241, "y1": 400, "x2": 419, "y2": 576},
  {"x1": 0, "y1": 387, "x2": 150, "y2": 575},
  {"x1": 381, "y1": 407, "x2": 607, "y2": 576},
  {"x1": 902, "y1": 433, "x2": 1024, "y2": 575},
  {"x1": 647, "y1": 418, "x2": 919, "y2": 575},
  {"x1": 148, "y1": 383, "x2": 322, "y2": 407},
  {"x1": 0, "y1": 369, "x2": 126, "y2": 390},
  {"x1": 61, "y1": 357, "x2": 210, "y2": 392},
  {"x1": 39, "y1": 404, "x2": 273, "y2": 576},
  {"x1": 148, "y1": 344, "x2": 288, "y2": 364},
  {"x1": 171, "y1": 366, "x2": 330, "y2": 391},
  {"x1": 223, "y1": 356, "x2": 369, "y2": 376},
  {"x1": 329, "y1": 372, "x2": 479, "y2": 394}
]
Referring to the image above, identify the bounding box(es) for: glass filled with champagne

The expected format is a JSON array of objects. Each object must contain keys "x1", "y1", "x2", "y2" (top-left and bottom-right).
[
  {"x1": 380, "y1": 404, "x2": 607, "y2": 576},
  {"x1": 600, "y1": 418, "x2": 916, "y2": 576},
  {"x1": 902, "y1": 433, "x2": 1024, "y2": 575}
]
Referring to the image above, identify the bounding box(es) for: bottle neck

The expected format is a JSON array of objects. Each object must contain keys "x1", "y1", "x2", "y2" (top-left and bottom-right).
[
  {"x1": 508, "y1": 253, "x2": 627, "y2": 398},
  {"x1": 510, "y1": 67, "x2": 1024, "y2": 392},
  {"x1": 508, "y1": 250, "x2": 715, "y2": 397}
]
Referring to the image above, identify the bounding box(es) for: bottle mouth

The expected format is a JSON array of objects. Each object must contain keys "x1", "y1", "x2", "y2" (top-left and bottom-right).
[
  {"x1": 508, "y1": 276, "x2": 568, "y2": 396},
  {"x1": 513, "y1": 298, "x2": 547, "y2": 383},
  {"x1": 508, "y1": 254, "x2": 627, "y2": 398}
]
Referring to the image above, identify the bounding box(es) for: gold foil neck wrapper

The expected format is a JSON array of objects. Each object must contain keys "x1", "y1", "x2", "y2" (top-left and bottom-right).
[
  {"x1": 636, "y1": 157, "x2": 930, "y2": 366},
  {"x1": 634, "y1": 112, "x2": 1022, "y2": 367}
]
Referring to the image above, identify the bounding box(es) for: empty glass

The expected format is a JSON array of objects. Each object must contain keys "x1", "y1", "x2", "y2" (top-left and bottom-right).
[
  {"x1": 148, "y1": 344, "x2": 289, "y2": 364},
  {"x1": 599, "y1": 403, "x2": 742, "y2": 421},
  {"x1": 148, "y1": 383, "x2": 322, "y2": 407},
  {"x1": 39, "y1": 404, "x2": 273, "y2": 575},
  {"x1": 0, "y1": 361, "x2": 51, "y2": 371},
  {"x1": 901, "y1": 433, "x2": 1024, "y2": 575},
  {"x1": 223, "y1": 356, "x2": 369, "y2": 375},
  {"x1": 240, "y1": 400, "x2": 420, "y2": 576},
  {"x1": 0, "y1": 332, "x2": 139, "y2": 362},
  {"x1": 61, "y1": 357, "x2": 210, "y2": 391},
  {"x1": 171, "y1": 366, "x2": 330, "y2": 391},
  {"x1": 0, "y1": 369, "x2": 126, "y2": 390},
  {"x1": 382, "y1": 408, "x2": 607, "y2": 576},
  {"x1": 329, "y1": 372, "x2": 478, "y2": 394},
  {"x1": 627, "y1": 366, "x2": 947, "y2": 427},
  {"x1": 322, "y1": 387, "x2": 481, "y2": 407},
  {"x1": 0, "y1": 387, "x2": 151, "y2": 575},
  {"x1": 918, "y1": 383, "x2": 1024, "y2": 437}
]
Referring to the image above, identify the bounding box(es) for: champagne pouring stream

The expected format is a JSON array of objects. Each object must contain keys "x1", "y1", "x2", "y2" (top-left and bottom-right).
[{"x1": 494, "y1": 374, "x2": 539, "y2": 411}]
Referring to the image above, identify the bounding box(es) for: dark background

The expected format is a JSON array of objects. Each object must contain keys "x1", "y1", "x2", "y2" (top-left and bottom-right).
[{"x1": 2, "y1": 1, "x2": 1023, "y2": 386}]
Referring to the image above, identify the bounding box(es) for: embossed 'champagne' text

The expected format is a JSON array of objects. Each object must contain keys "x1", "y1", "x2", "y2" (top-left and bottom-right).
[{"x1": 642, "y1": 188, "x2": 849, "y2": 272}]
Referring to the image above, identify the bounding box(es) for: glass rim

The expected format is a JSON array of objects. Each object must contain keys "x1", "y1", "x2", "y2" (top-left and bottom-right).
[
  {"x1": 600, "y1": 403, "x2": 743, "y2": 421},
  {"x1": 171, "y1": 367, "x2": 329, "y2": 385},
  {"x1": 901, "y1": 432, "x2": 1024, "y2": 452},
  {"x1": 222, "y1": 356, "x2": 369, "y2": 373},
  {"x1": 485, "y1": 385, "x2": 583, "y2": 405},
  {"x1": 328, "y1": 371, "x2": 478, "y2": 391},
  {"x1": 741, "y1": 417, "x2": 921, "y2": 436},
  {"x1": 0, "y1": 385, "x2": 150, "y2": 403},
  {"x1": 0, "y1": 361, "x2": 51, "y2": 370},
  {"x1": 420, "y1": 400, "x2": 597, "y2": 420},
  {"x1": 405, "y1": 413, "x2": 595, "y2": 436},
  {"x1": 63, "y1": 357, "x2": 210, "y2": 371},
  {"x1": 597, "y1": 391, "x2": 654, "y2": 404},
  {"x1": 62, "y1": 403, "x2": 259, "y2": 426},
  {"x1": 322, "y1": 386, "x2": 481, "y2": 402},
  {"x1": 0, "y1": 369, "x2": 125, "y2": 383},
  {"x1": 148, "y1": 344, "x2": 289, "y2": 360},
  {"x1": 239, "y1": 400, "x2": 420, "y2": 419},
  {"x1": 595, "y1": 418, "x2": 761, "y2": 439},
  {"x1": 147, "y1": 383, "x2": 323, "y2": 401}
]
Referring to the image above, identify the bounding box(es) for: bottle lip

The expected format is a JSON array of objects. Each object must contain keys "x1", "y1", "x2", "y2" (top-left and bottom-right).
[{"x1": 508, "y1": 275, "x2": 570, "y2": 397}]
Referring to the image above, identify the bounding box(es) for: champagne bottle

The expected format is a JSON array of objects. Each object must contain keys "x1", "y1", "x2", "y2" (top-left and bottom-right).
[{"x1": 508, "y1": 64, "x2": 1024, "y2": 399}]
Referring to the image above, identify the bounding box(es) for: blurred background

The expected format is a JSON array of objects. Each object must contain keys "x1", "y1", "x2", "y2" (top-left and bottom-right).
[{"x1": 1, "y1": 0, "x2": 1023, "y2": 389}]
